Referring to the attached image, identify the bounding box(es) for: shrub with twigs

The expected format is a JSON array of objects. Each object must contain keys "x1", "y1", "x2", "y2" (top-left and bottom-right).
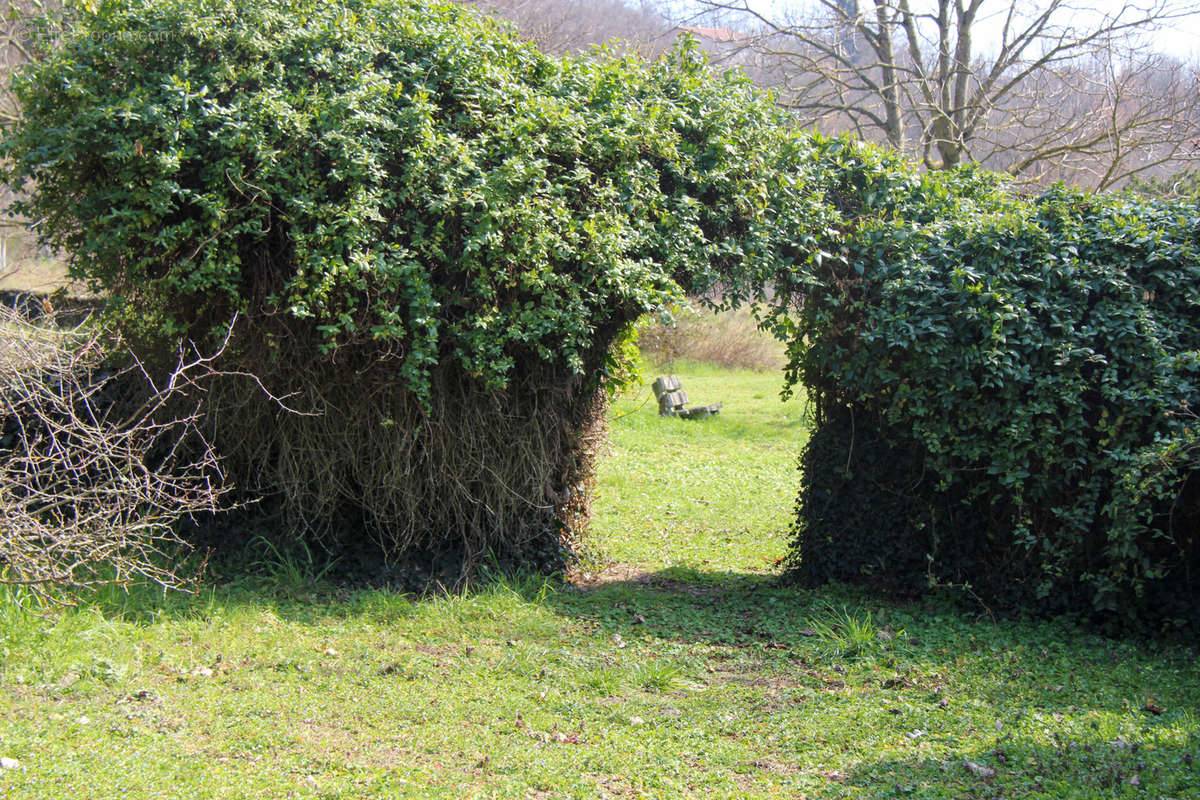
[{"x1": 0, "y1": 308, "x2": 226, "y2": 600}]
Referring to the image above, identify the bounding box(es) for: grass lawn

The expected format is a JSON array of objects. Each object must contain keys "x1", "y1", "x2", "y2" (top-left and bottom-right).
[
  {"x1": 1, "y1": 360, "x2": 1197, "y2": 799},
  {"x1": 589, "y1": 360, "x2": 804, "y2": 574}
]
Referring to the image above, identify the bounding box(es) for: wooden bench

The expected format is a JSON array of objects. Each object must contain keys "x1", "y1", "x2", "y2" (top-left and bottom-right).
[{"x1": 651, "y1": 376, "x2": 722, "y2": 420}]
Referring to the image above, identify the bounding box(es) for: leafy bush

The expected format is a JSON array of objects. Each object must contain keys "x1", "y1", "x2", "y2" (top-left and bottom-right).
[
  {"x1": 1, "y1": 0, "x2": 803, "y2": 576},
  {"x1": 778, "y1": 138, "x2": 1200, "y2": 628}
]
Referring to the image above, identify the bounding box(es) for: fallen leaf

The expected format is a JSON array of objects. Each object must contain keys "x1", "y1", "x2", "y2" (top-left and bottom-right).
[{"x1": 1143, "y1": 701, "x2": 1165, "y2": 715}]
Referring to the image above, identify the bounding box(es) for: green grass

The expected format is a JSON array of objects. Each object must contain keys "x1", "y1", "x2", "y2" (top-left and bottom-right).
[
  {"x1": 1, "y1": 360, "x2": 1197, "y2": 799},
  {"x1": 591, "y1": 360, "x2": 805, "y2": 574}
]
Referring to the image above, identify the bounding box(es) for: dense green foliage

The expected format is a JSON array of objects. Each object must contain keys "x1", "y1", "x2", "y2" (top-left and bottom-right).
[
  {"x1": 0, "y1": 0, "x2": 807, "y2": 567},
  {"x1": 2, "y1": 0, "x2": 797, "y2": 398},
  {"x1": 781, "y1": 138, "x2": 1200, "y2": 627}
]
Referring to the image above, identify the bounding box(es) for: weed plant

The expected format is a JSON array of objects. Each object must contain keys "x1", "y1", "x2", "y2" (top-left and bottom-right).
[{"x1": 804, "y1": 603, "x2": 909, "y2": 662}]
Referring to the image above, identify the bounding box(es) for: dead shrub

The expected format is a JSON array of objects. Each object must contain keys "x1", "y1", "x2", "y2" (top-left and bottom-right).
[
  {"x1": 200, "y1": 322, "x2": 609, "y2": 586},
  {"x1": 0, "y1": 307, "x2": 227, "y2": 599}
]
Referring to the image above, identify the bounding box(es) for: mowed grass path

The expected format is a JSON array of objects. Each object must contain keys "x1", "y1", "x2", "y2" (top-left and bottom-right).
[
  {"x1": 1, "y1": 362, "x2": 1197, "y2": 799},
  {"x1": 590, "y1": 361, "x2": 805, "y2": 574}
]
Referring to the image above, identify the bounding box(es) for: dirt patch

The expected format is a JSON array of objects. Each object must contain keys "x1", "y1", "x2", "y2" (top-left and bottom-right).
[
  {"x1": 570, "y1": 562, "x2": 646, "y2": 586},
  {"x1": 706, "y1": 669, "x2": 804, "y2": 690}
]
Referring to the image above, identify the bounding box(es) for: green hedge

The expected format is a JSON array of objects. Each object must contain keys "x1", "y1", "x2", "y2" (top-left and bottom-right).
[
  {"x1": 1, "y1": 0, "x2": 809, "y2": 570},
  {"x1": 3, "y1": 0, "x2": 807, "y2": 396},
  {"x1": 779, "y1": 139, "x2": 1200, "y2": 628}
]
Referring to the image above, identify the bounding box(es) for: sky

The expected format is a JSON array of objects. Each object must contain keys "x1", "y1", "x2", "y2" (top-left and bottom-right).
[{"x1": 670, "y1": 0, "x2": 1200, "y2": 61}]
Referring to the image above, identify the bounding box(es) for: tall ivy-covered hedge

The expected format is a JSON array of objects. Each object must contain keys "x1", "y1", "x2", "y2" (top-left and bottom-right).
[
  {"x1": 5, "y1": 0, "x2": 808, "y2": 393},
  {"x1": 2, "y1": 0, "x2": 811, "y2": 576},
  {"x1": 779, "y1": 138, "x2": 1200, "y2": 628}
]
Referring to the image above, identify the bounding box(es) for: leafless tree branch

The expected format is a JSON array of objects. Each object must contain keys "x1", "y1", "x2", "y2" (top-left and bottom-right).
[
  {"x1": 694, "y1": 0, "x2": 1200, "y2": 189},
  {"x1": 0, "y1": 307, "x2": 233, "y2": 601}
]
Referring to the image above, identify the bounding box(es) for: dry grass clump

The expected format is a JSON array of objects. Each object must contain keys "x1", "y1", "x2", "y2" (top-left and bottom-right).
[{"x1": 637, "y1": 304, "x2": 785, "y2": 371}]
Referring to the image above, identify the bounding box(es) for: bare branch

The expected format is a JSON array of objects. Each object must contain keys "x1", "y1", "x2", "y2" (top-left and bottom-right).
[
  {"x1": 0, "y1": 307, "x2": 233, "y2": 601},
  {"x1": 696, "y1": 0, "x2": 1200, "y2": 187}
]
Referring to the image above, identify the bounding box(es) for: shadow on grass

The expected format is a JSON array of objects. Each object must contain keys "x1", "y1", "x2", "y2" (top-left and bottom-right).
[
  {"x1": 540, "y1": 565, "x2": 1192, "y2": 655},
  {"x1": 536, "y1": 567, "x2": 1199, "y2": 797},
  {"x1": 62, "y1": 559, "x2": 1199, "y2": 688},
  {"x1": 841, "y1": 737, "x2": 1199, "y2": 799},
  {"x1": 551, "y1": 565, "x2": 821, "y2": 649},
  {"x1": 50, "y1": 561, "x2": 809, "y2": 642}
]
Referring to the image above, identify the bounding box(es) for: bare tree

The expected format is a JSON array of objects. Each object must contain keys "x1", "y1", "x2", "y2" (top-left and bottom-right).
[
  {"x1": 459, "y1": 0, "x2": 672, "y2": 55},
  {"x1": 1, "y1": 309, "x2": 229, "y2": 600},
  {"x1": 694, "y1": 0, "x2": 1200, "y2": 189},
  {"x1": 982, "y1": 48, "x2": 1200, "y2": 189}
]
